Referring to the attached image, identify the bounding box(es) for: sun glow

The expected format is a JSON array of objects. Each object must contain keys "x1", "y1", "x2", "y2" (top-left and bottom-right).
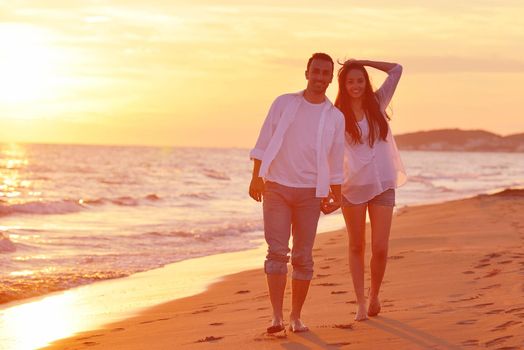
[{"x1": 0, "y1": 24, "x2": 67, "y2": 106}]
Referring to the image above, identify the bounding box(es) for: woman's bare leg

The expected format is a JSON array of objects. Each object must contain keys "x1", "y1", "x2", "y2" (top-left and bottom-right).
[
  {"x1": 367, "y1": 204, "x2": 393, "y2": 316},
  {"x1": 342, "y1": 204, "x2": 368, "y2": 321}
]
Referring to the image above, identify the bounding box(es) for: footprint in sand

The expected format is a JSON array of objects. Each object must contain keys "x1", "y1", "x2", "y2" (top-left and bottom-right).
[
  {"x1": 195, "y1": 336, "x2": 223, "y2": 343},
  {"x1": 381, "y1": 299, "x2": 395, "y2": 308},
  {"x1": 449, "y1": 295, "x2": 480, "y2": 303},
  {"x1": 77, "y1": 334, "x2": 103, "y2": 341},
  {"x1": 316, "y1": 282, "x2": 340, "y2": 287},
  {"x1": 192, "y1": 308, "x2": 214, "y2": 314},
  {"x1": 491, "y1": 320, "x2": 522, "y2": 331},
  {"x1": 461, "y1": 339, "x2": 479, "y2": 346},
  {"x1": 319, "y1": 266, "x2": 331, "y2": 270},
  {"x1": 481, "y1": 284, "x2": 501, "y2": 290},
  {"x1": 139, "y1": 318, "x2": 169, "y2": 325},
  {"x1": 462, "y1": 270, "x2": 475, "y2": 274},
  {"x1": 324, "y1": 257, "x2": 338, "y2": 261},
  {"x1": 236, "y1": 290, "x2": 250, "y2": 294},
  {"x1": 475, "y1": 263, "x2": 491, "y2": 269},
  {"x1": 486, "y1": 309, "x2": 505, "y2": 315},
  {"x1": 504, "y1": 307, "x2": 524, "y2": 314},
  {"x1": 333, "y1": 324, "x2": 353, "y2": 329},
  {"x1": 484, "y1": 335, "x2": 513, "y2": 347},
  {"x1": 111, "y1": 328, "x2": 125, "y2": 332},
  {"x1": 331, "y1": 290, "x2": 348, "y2": 295},
  {"x1": 484, "y1": 269, "x2": 501, "y2": 278},
  {"x1": 209, "y1": 322, "x2": 224, "y2": 326},
  {"x1": 316, "y1": 273, "x2": 331, "y2": 278},
  {"x1": 497, "y1": 260, "x2": 513, "y2": 265},
  {"x1": 456, "y1": 319, "x2": 477, "y2": 325},
  {"x1": 388, "y1": 255, "x2": 404, "y2": 260},
  {"x1": 486, "y1": 253, "x2": 503, "y2": 259},
  {"x1": 83, "y1": 342, "x2": 99, "y2": 347},
  {"x1": 472, "y1": 303, "x2": 495, "y2": 308}
]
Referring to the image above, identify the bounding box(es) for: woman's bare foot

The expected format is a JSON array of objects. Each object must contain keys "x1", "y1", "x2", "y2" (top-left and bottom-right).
[
  {"x1": 266, "y1": 317, "x2": 285, "y2": 334},
  {"x1": 368, "y1": 297, "x2": 381, "y2": 317},
  {"x1": 289, "y1": 318, "x2": 309, "y2": 332},
  {"x1": 355, "y1": 302, "x2": 368, "y2": 321}
]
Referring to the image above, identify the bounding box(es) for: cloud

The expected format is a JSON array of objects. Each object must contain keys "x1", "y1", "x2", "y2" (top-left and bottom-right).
[{"x1": 398, "y1": 55, "x2": 524, "y2": 74}]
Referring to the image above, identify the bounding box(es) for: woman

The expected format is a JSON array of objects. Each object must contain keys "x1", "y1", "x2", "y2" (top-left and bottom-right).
[{"x1": 335, "y1": 59, "x2": 407, "y2": 321}]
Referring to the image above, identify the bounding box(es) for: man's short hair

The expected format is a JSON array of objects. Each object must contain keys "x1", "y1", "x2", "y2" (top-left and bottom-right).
[{"x1": 306, "y1": 53, "x2": 334, "y2": 72}]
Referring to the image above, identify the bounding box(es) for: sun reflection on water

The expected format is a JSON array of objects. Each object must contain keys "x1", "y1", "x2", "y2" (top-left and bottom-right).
[
  {"x1": 1, "y1": 144, "x2": 31, "y2": 204},
  {"x1": 1, "y1": 293, "x2": 79, "y2": 350}
]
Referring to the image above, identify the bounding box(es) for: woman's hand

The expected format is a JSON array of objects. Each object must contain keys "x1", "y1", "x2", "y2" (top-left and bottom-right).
[{"x1": 321, "y1": 192, "x2": 341, "y2": 214}]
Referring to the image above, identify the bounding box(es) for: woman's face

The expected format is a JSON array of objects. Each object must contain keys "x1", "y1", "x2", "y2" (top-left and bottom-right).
[{"x1": 345, "y1": 69, "x2": 366, "y2": 100}]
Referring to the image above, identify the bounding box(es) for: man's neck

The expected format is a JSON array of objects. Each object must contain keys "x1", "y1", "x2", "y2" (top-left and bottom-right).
[{"x1": 303, "y1": 90, "x2": 325, "y2": 104}]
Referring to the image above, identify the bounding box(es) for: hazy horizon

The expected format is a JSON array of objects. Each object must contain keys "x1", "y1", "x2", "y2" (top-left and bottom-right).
[{"x1": 2, "y1": 127, "x2": 522, "y2": 150}]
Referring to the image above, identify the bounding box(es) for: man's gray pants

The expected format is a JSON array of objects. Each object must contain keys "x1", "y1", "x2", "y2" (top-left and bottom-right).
[{"x1": 263, "y1": 181, "x2": 321, "y2": 280}]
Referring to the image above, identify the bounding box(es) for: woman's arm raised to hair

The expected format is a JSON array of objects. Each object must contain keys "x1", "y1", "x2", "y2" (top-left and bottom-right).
[
  {"x1": 360, "y1": 60, "x2": 402, "y2": 110},
  {"x1": 357, "y1": 60, "x2": 398, "y2": 73}
]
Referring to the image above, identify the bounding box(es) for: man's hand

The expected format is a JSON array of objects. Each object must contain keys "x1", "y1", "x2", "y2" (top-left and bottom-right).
[{"x1": 249, "y1": 177, "x2": 265, "y2": 202}]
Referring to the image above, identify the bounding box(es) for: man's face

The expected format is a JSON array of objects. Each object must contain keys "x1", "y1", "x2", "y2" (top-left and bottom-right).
[{"x1": 305, "y1": 59, "x2": 333, "y2": 95}]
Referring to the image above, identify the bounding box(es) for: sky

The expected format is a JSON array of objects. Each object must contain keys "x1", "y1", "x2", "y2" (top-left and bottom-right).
[{"x1": 1, "y1": 0, "x2": 523, "y2": 148}]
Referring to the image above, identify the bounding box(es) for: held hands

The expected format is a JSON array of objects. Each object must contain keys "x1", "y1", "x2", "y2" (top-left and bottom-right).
[
  {"x1": 320, "y1": 192, "x2": 341, "y2": 215},
  {"x1": 249, "y1": 176, "x2": 265, "y2": 202}
]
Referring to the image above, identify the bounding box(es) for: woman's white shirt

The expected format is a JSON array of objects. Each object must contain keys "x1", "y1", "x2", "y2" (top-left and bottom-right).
[{"x1": 342, "y1": 64, "x2": 407, "y2": 204}]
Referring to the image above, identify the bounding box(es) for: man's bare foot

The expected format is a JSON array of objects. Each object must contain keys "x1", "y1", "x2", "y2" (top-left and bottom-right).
[
  {"x1": 266, "y1": 317, "x2": 285, "y2": 334},
  {"x1": 289, "y1": 318, "x2": 309, "y2": 332},
  {"x1": 355, "y1": 302, "x2": 368, "y2": 321},
  {"x1": 368, "y1": 297, "x2": 381, "y2": 317}
]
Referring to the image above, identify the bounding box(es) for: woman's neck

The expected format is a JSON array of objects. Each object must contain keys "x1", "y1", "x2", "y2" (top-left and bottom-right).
[{"x1": 350, "y1": 98, "x2": 363, "y2": 111}]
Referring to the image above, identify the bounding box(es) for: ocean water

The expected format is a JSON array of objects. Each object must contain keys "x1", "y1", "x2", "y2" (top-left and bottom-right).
[{"x1": 0, "y1": 143, "x2": 523, "y2": 305}]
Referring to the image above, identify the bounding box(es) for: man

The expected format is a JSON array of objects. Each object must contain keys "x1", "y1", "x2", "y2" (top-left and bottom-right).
[{"x1": 249, "y1": 52, "x2": 345, "y2": 333}]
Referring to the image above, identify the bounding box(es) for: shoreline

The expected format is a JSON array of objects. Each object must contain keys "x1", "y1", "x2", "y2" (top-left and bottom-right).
[
  {"x1": 40, "y1": 189, "x2": 524, "y2": 349},
  {"x1": 2, "y1": 185, "x2": 515, "y2": 308}
]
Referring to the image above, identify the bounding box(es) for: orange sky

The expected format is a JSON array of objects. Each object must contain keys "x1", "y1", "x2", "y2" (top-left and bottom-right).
[{"x1": 1, "y1": 1, "x2": 523, "y2": 147}]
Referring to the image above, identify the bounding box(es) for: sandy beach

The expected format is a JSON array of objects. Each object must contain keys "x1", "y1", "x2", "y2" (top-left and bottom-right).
[{"x1": 44, "y1": 190, "x2": 524, "y2": 349}]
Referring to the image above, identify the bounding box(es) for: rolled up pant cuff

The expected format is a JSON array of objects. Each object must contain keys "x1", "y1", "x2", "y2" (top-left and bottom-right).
[{"x1": 264, "y1": 260, "x2": 288, "y2": 275}]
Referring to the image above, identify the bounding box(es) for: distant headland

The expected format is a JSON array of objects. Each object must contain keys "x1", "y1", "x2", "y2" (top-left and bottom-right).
[{"x1": 395, "y1": 129, "x2": 524, "y2": 153}]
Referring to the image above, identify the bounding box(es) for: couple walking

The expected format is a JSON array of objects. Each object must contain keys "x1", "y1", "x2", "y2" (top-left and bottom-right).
[{"x1": 248, "y1": 52, "x2": 406, "y2": 333}]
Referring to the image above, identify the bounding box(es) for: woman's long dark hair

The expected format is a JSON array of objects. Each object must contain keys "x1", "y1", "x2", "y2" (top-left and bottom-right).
[{"x1": 335, "y1": 62, "x2": 389, "y2": 146}]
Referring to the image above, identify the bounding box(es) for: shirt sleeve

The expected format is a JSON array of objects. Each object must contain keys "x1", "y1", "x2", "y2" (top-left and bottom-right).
[
  {"x1": 329, "y1": 110, "x2": 346, "y2": 185},
  {"x1": 249, "y1": 96, "x2": 281, "y2": 160},
  {"x1": 374, "y1": 64, "x2": 403, "y2": 111}
]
